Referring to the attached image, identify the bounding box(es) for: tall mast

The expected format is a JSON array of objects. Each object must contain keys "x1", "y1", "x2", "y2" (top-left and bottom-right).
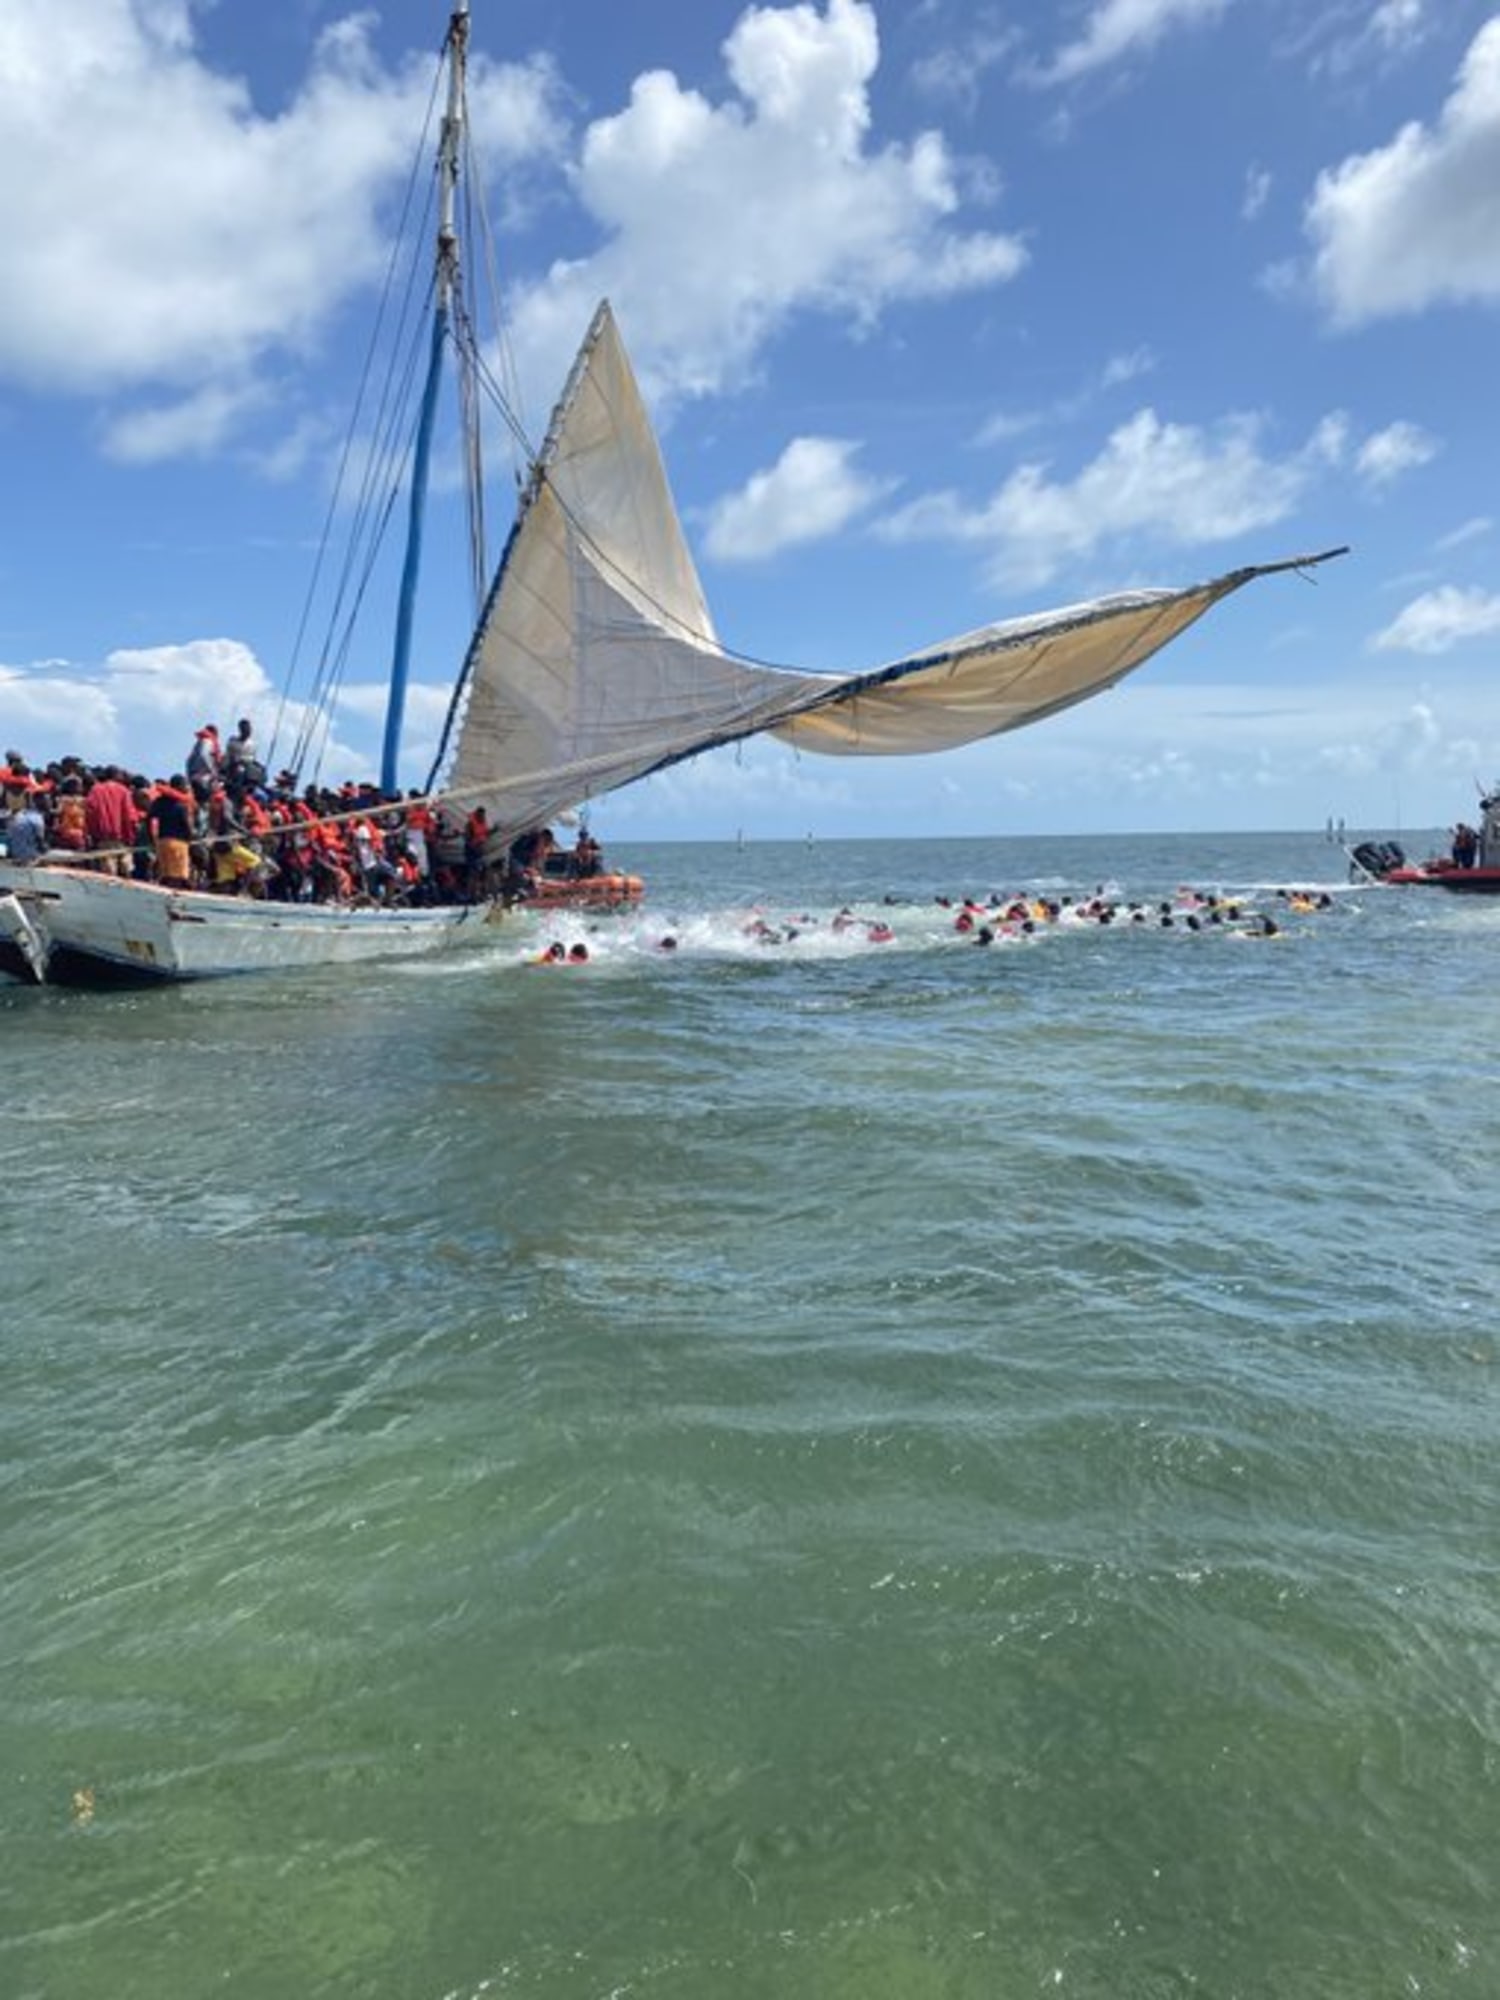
[{"x1": 381, "y1": 1, "x2": 470, "y2": 796}]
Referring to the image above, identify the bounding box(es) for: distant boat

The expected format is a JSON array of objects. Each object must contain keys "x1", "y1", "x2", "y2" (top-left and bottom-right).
[{"x1": 0, "y1": 3, "x2": 1347, "y2": 985}]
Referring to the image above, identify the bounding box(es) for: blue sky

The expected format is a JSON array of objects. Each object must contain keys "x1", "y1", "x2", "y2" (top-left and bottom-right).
[{"x1": 2, "y1": 0, "x2": 1498, "y2": 840}]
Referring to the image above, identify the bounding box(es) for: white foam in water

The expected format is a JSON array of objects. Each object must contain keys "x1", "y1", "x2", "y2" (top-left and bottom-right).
[
  {"x1": 510, "y1": 902, "x2": 922, "y2": 965},
  {"x1": 392, "y1": 870, "x2": 1366, "y2": 981}
]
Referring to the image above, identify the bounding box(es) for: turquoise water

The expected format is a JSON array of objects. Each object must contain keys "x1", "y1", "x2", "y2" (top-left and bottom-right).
[{"x1": 4, "y1": 832, "x2": 1499, "y2": 1998}]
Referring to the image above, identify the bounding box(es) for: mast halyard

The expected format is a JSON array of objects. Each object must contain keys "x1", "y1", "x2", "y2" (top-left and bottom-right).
[{"x1": 380, "y1": 1, "x2": 470, "y2": 796}]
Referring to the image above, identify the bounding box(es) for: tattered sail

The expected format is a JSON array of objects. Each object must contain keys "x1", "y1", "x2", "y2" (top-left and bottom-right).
[
  {"x1": 772, "y1": 574, "x2": 1277, "y2": 756},
  {"x1": 438, "y1": 303, "x2": 839, "y2": 831},
  {"x1": 439, "y1": 300, "x2": 1343, "y2": 830}
]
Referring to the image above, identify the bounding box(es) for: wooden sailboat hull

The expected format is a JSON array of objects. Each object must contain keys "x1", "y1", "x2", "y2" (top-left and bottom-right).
[{"x1": 0, "y1": 864, "x2": 502, "y2": 984}]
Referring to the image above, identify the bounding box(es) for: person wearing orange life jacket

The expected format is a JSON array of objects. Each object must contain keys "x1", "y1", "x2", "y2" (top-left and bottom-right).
[
  {"x1": 463, "y1": 806, "x2": 490, "y2": 900},
  {"x1": 51, "y1": 778, "x2": 89, "y2": 853},
  {"x1": 147, "y1": 778, "x2": 196, "y2": 889},
  {"x1": 402, "y1": 800, "x2": 436, "y2": 890},
  {"x1": 204, "y1": 792, "x2": 271, "y2": 895},
  {"x1": 309, "y1": 821, "x2": 354, "y2": 903},
  {"x1": 238, "y1": 792, "x2": 273, "y2": 839}
]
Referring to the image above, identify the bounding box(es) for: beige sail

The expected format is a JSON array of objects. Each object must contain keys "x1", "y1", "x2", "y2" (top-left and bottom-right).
[{"x1": 439, "y1": 300, "x2": 1343, "y2": 828}]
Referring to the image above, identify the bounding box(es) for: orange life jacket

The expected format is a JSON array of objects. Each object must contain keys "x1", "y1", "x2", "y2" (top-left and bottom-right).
[{"x1": 54, "y1": 796, "x2": 88, "y2": 849}]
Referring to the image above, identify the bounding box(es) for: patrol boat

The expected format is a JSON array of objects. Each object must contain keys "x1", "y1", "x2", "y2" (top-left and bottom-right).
[{"x1": 1351, "y1": 788, "x2": 1500, "y2": 892}]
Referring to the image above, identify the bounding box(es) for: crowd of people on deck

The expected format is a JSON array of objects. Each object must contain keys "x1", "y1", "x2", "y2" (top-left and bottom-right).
[{"x1": 0, "y1": 721, "x2": 601, "y2": 908}]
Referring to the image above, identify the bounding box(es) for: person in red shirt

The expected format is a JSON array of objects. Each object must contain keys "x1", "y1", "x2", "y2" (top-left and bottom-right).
[{"x1": 83, "y1": 767, "x2": 139, "y2": 876}]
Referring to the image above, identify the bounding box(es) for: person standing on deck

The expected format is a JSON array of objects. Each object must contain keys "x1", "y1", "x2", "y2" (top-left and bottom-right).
[
  {"x1": 186, "y1": 726, "x2": 221, "y2": 799},
  {"x1": 84, "y1": 766, "x2": 139, "y2": 875},
  {"x1": 148, "y1": 778, "x2": 196, "y2": 890},
  {"x1": 5, "y1": 789, "x2": 47, "y2": 863},
  {"x1": 222, "y1": 719, "x2": 260, "y2": 793}
]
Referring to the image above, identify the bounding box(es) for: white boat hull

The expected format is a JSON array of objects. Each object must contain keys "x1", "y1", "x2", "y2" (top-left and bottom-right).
[{"x1": 0, "y1": 864, "x2": 502, "y2": 983}]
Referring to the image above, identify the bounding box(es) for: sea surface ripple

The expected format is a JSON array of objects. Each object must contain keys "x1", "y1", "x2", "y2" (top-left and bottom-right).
[{"x1": 3, "y1": 831, "x2": 1498, "y2": 1998}]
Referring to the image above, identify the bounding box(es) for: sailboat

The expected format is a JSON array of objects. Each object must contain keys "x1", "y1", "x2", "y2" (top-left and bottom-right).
[{"x1": 0, "y1": 4, "x2": 1345, "y2": 986}]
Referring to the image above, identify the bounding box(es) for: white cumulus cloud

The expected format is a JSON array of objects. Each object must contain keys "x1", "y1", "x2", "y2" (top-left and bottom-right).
[
  {"x1": 1355, "y1": 419, "x2": 1438, "y2": 489},
  {"x1": 504, "y1": 0, "x2": 1027, "y2": 414},
  {"x1": 1372, "y1": 585, "x2": 1500, "y2": 654},
  {"x1": 1304, "y1": 17, "x2": 1500, "y2": 324},
  {"x1": 0, "y1": 639, "x2": 436, "y2": 784},
  {"x1": 0, "y1": 1, "x2": 566, "y2": 411},
  {"x1": 703, "y1": 437, "x2": 898, "y2": 561},
  {"x1": 878, "y1": 406, "x2": 1330, "y2": 588}
]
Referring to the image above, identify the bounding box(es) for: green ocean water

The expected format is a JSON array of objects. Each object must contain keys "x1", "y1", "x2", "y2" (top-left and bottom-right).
[{"x1": 3, "y1": 832, "x2": 1499, "y2": 1999}]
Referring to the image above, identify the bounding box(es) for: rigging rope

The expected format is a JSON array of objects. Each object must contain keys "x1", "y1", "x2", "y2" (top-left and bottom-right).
[{"x1": 273, "y1": 34, "x2": 447, "y2": 783}]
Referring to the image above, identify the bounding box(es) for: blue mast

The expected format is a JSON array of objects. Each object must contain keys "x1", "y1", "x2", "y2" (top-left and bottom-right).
[{"x1": 381, "y1": 3, "x2": 469, "y2": 797}]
